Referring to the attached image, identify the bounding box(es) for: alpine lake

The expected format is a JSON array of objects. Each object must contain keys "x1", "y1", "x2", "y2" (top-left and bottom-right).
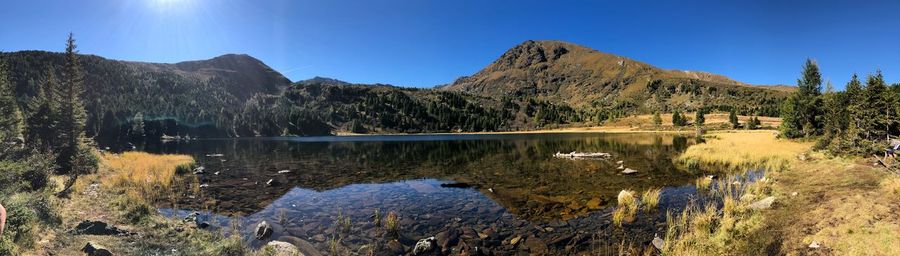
[{"x1": 129, "y1": 132, "x2": 760, "y2": 255}]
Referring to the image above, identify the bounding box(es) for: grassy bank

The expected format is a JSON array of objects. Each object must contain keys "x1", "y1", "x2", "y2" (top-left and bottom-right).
[
  {"x1": 25, "y1": 151, "x2": 282, "y2": 256},
  {"x1": 663, "y1": 130, "x2": 900, "y2": 255}
]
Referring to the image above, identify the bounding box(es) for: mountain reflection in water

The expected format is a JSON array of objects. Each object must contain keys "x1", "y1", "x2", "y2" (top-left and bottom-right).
[{"x1": 143, "y1": 133, "x2": 700, "y2": 254}]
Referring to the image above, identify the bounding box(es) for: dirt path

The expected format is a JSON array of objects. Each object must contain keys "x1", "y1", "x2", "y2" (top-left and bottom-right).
[{"x1": 765, "y1": 155, "x2": 900, "y2": 255}]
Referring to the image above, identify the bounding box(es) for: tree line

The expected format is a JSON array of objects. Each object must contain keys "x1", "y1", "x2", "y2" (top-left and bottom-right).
[
  {"x1": 0, "y1": 33, "x2": 97, "y2": 253},
  {"x1": 780, "y1": 59, "x2": 900, "y2": 155}
]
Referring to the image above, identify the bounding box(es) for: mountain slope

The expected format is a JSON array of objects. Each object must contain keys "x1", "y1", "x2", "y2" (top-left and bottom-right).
[
  {"x1": 443, "y1": 40, "x2": 789, "y2": 116},
  {"x1": 3, "y1": 51, "x2": 291, "y2": 140}
]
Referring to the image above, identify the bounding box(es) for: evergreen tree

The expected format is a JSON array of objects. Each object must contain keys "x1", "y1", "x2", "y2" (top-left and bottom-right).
[
  {"x1": 729, "y1": 107, "x2": 740, "y2": 129},
  {"x1": 694, "y1": 109, "x2": 705, "y2": 127},
  {"x1": 781, "y1": 59, "x2": 823, "y2": 138},
  {"x1": 24, "y1": 68, "x2": 59, "y2": 150},
  {"x1": 820, "y1": 81, "x2": 847, "y2": 140},
  {"x1": 862, "y1": 71, "x2": 891, "y2": 140},
  {"x1": 55, "y1": 33, "x2": 89, "y2": 173},
  {"x1": 672, "y1": 110, "x2": 683, "y2": 127},
  {"x1": 652, "y1": 112, "x2": 662, "y2": 128},
  {"x1": 0, "y1": 56, "x2": 23, "y2": 141}
]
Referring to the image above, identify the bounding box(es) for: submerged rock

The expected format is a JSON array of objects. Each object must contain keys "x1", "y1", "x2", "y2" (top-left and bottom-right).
[
  {"x1": 277, "y1": 236, "x2": 323, "y2": 256},
  {"x1": 413, "y1": 236, "x2": 437, "y2": 255},
  {"x1": 748, "y1": 196, "x2": 776, "y2": 210},
  {"x1": 255, "y1": 221, "x2": 273, "y2": 240},
  {"x1": 266, "y1": 241, "x2": 300, "y2": 256}
]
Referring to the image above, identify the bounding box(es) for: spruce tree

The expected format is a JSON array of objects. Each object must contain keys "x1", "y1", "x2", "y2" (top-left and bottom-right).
[
  {"x1": 694, "y1": 109, "x2": 705, "y2": 127},
  {"x1": 56, "y1": 33, "x2": 89, "y2": 173},
  {"x1": 729, "y1": 108, "x2": 740, "y2": 129},
  {"x1": 781, "y1": 59, "x2": 823, "y2": 138},
  {"x1": 652, "y1": 112, "x2": 662, "y2": 128},
  {"x1": 0, "y1": 56, "x2": 23, "y2": 141},
  {"x1": 25, "y1": 68, "x2": 59, "y2": 151},
  {"x1": 863, "y1": 71, "x2": 890, "y2": 140},
  {"x1": 672, "y1": 110, "x2": 683, "y2": 127}
]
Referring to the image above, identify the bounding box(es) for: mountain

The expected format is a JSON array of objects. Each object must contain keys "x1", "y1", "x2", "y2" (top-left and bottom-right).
[
  {"x1": 3, "y1": 40, "x2": 792, "y2": 140},
  {"x1": 3, "y1": 51, "x2": 291, "y2": 141},
  {"x1": 443, "y1": 40, "x2": 789, "y2": 116}
]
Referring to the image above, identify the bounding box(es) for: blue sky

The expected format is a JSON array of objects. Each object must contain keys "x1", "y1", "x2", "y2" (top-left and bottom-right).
[{"x1": 1, "y1": 0, "x2": 898, "y2": 89}]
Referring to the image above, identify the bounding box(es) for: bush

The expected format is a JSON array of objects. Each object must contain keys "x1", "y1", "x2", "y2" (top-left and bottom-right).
[{"x1": 0, "y1": 194, "x2": 39, "y2": 253}]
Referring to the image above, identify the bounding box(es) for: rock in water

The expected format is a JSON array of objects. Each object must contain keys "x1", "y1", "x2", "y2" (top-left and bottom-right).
[
  {"x1": 266, "y1": 241, "x2": 300, "y2": 256},
  {"x1": 255, "y1": 221, "x2": 273, "y2": 240},
  {"x1": 82, "y1": 241, "x2": 113, "y2": 256},
  {"x1": 622, "y1": 168, "x2": 638, "y2": 174},
  {"x1": 414, "y1": 237, "x2": 437, "y2": 255},
  {"x1": 748, "y1": 196, "x2": 776, "y2": 210}
]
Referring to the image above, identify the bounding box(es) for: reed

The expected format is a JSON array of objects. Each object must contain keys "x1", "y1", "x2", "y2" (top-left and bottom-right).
[
  {"x1": 384, "y1": 211, "x2": 399, "y2": 237},
  {"x1": 99, "y1": 151, "x2": 196, "y2": 202},
  {"x1": 641, "y1": 188, "x2": 662, "y2": 211}
]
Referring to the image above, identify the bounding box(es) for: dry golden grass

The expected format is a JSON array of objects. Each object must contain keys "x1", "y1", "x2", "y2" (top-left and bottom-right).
[
  {"x1": 765, "y1": 156, "x2": 900, "y2": 255},
  {"x1": 678, "y1": 130, "x2": 812, "y2": 171},
  {"x1": 641, "y1": 188, "x2": 661, "y2": 211},
  {"x1": 602, "y1": 113, "x2": 782, "y2": 129},
  {"x1": 695, "y1": 176, "x2": 712, "y2": 192},
  {"x1": 99, "y1": 151, "x2": 196, "y2": 202}
]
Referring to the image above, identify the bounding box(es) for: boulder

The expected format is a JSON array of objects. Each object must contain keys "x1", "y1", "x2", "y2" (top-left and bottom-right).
[
  {"x1": 73, "y1": 220, "x2": 131, "y2": 236},
  {"x1": 277, "y1": 236, "x2": 323, "y2": 256},
  {"x1": 622, "y1": 168, "x2": 638, "y2": 174},
  {"x1": 748, "y1": 196, "x2": 776, "y2": 210},
  {"x1": 652, "y1": 236, "x2": 665, "y2": 250},
  {"x1": 82, "y1": 241, "x2": 113, "y2": 256},
  {"x1": 413, "y1": 236, "x2": 437, "y2": 255},
  {"x1": 266, "y1": 241, "x2": 301, "y2": 256},
  {"x1": 255, "y1": 221, "x2": 273, "y2": 240}
]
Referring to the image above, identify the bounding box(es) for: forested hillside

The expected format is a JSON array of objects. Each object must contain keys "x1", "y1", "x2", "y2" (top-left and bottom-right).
[
  {"x1": 2, "y1": 51, "x2": 290, "y2": 142},
  {"x1": 3, "y1": 40, "x2": 796, "y2": 141}
]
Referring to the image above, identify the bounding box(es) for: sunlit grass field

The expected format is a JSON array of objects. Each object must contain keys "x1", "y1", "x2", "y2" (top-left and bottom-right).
[
  {"x1": 678, "y1": 130, "x2": 812, "y2": 171},
  {"x1": 98, "y1": 151, "x2": 196, "y2": 203}
]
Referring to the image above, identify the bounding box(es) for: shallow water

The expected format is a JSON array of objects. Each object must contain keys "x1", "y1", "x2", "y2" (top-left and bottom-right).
[{"x1": 140, "y1": 133, "x2": 721, "y2": 254}]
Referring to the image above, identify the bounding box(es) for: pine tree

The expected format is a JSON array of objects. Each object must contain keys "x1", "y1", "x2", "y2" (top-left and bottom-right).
[
  {"x1": 863, "y1": 71, "x2": 891, "y2": 140},
  {"x1": 781, "y1": 59, "x2": 823, "y2": 138},
  {"x1": 694, "y1": 109, "x2": 705, "y2": 127},
  {"x1": 55, "y1": 33, "x2": 89, "y2": 173},
  {"x1": 672, "y1": 110, "x2": 683, "y2": 127},
  {"x1": 0, "y1": 55, "x2": 23, "y2": 141},
  {"x1": 652, "y1": 112, "x2": 662, "y2": 128},
  {"x1": 25, "y1": 68, "x2": 60, "y2": 151},
  {"x1": 729, "y1": 108, "x2": 740, "y2": 129}
]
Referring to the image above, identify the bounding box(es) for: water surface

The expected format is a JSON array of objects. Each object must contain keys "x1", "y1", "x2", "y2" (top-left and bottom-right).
[{"x1": 143, "y1": 133, "x2": 705, "y2": 254}]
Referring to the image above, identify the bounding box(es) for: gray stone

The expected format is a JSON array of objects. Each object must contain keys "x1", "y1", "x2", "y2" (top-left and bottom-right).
[
  {"x1": 748, "y1": 196, "x2": 776, "y2": 210},
  {"x1": 266, "y1": 241, "x2": 301, "y2": 256},
  {"x1": 277, "y1": 236, "x2": 324, "y2": 256}
]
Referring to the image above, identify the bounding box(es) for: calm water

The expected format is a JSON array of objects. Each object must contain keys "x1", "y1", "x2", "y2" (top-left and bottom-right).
[{"x1": 139, "y1": 133, "x2": 720, "y2": 254}]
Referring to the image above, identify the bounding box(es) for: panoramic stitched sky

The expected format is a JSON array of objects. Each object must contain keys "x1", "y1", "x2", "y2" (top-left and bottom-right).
[{"x1": 0, "y1": 0, "x2": 897, "y2": 88}]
